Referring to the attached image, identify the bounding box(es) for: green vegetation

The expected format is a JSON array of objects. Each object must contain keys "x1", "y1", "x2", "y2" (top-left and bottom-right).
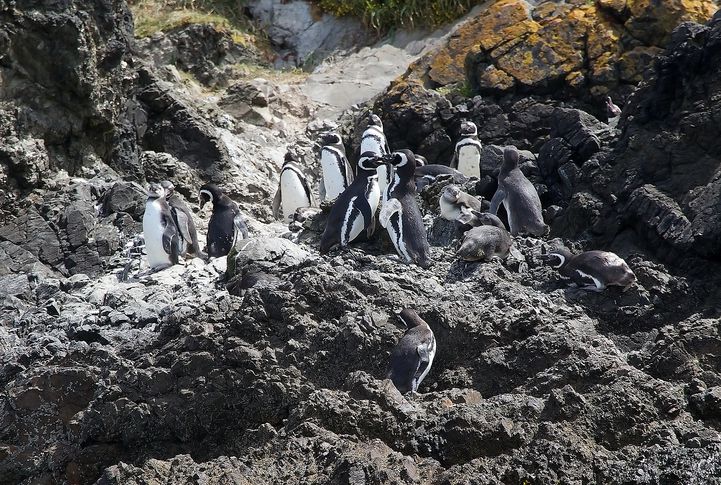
[
  {"x1": 313, "y1": 0, "x2": 477, "y2": 32},
  {"x1": 129, "y1": 0, "x2": 255, "y2": 43}
]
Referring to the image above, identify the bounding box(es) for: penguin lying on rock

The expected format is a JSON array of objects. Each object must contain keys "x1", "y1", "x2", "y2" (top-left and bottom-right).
[
  {"x1": 387, "y1": 309, "x2": 436, "y2": 394},
  {"x1": 414, "y1": 164, "x2": 467, "y2": 192},
  {"x1": 456, "y1": 209, "x2": 512, "y2": 261},
  {"x1": 439, "y1": 184, "x2": 484, "y2": 221},
  {"x1": 199, "y1": 184, "x2": 249, "y2": 258},
  {"x1": 540, "y1": 246, "x2": 636, "y2": 291}
]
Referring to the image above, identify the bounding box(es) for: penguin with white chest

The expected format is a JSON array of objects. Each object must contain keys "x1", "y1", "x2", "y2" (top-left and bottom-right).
[
  {"x1": 199, "y1": 184, "x2": 249, "y2": 258},
  {"x1": 490, "y1": 146, "x2": 548, "y2": 237},
  {"x1": 319, "y1": 132, "x2": 354, "y2": 202},
  {"x1": 143, "y1": 183, "x2": 184, "y2": 270},
  {"x1": 319, "y1": 152, "x2": 383, "y2": 253},
  {"x1": 450, "y1": 121, "x2": 482, "y2": 179},
  {"x1": 360, "y1": 113, "x2": 392, "y2": 203},
  {"x1": 387, "y1": 308, "x2": 436, "y2": 394},
  {"x1": 540, "y1": 247, "x2": 636, "y2": 292},
  {"x1": 380, "y1": 150, "x2": 432, "y2": 268},
  {"x1": 272, "y1": 151, "x2": 315, "y2": 222}
]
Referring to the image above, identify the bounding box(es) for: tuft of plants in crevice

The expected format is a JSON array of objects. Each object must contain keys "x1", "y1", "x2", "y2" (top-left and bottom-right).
[{"x1": 313, "y1": 0, "x2": 477, "y2": 32}]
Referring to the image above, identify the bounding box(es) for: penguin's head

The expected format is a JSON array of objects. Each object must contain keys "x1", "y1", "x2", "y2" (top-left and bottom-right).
[
  {"x1": 442, "y1": 184, "x2": 462, "y2": 202},
  {"x1": 397, "y1": 308, "x2": 425, "y2": 329},
  {"x1": 357, "y1": 152, "x2": 384, "y2": 172},
  {"x1": 284, "y1": 151, "x2": 300, "y2": 166},
  {"x1": 198, "y1": 183, "x2": 222, "y2": 210},
  {"x1": 457, "y1": 208, "x2": 503, "y2": 229},
  {"x1": 605, "y1": 96, "x2": 621, "y2": 117},
  {"x1": 368, "y1": 113, "x2": 383, "y2": 129},
  {"x1": 460, "y1": 121, "x2": 478, "y2": 137},
  {"x1": 160, "y1": 180, "x2": 175, "y2": 197},
  {"x1": 414, "y1": 154, "x2": 427, "y2": 167},
  {"x1": 319, "y1": 131, "x2": 342, "y2": 146},
  {"x1": 384, "y1": 149, "x2": 415, "y2": 168},
  {"x1": 146, "y1": 183, "x2": 165, "y2": 199},
  {"x1": 539, "y1": 246, "x2": 573, "y2": 269},
  {"x1": 502, "y1": 146, "x2": 520, "y2": 170}
]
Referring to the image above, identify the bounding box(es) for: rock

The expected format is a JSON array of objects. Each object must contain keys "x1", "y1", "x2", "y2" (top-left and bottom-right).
[
  {"x1": 98, "y1": 182, "x2": 148, "y2": 220},
  {"x1": 246, "y1": 0, "x2": 368, "y2": 68},
  {"x1": 136, "y1": 23, "x2": 264, "y2": 88},
  {"x1": 690, "y1": 387, "x2": 721, "y2": 419},
  {"x1": 549, "y1": 108, "x2": 608, "y2": 163}
]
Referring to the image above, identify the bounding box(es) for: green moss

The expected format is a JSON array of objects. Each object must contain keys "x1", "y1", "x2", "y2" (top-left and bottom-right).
[{"x1": 313, "y1": 0, "x2": 478, "y2": 32}]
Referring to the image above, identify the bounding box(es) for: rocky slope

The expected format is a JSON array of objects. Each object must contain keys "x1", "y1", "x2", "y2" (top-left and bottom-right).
[{"x1": 2, "y1": 1, "x2": 721, "y2": 484}]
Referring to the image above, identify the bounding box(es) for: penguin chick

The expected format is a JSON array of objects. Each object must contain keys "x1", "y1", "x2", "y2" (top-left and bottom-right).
[
  {"x1": 143, "y1": 183, "x2": 183, "y2": 270},
  {"x1": 540, "y1": 246, "x2": 636, "y2": 292},
  {"x1": 380, "y1": 150, "x2": 433, "y2": 268},
  {"x1": 199, "y1": 184, "x2": 249, "y2": 258},
  {"x1": 387, "y1": 309, "x2": 436, "y2": 394},
  {"x1": 319, "y1": 152, "x2": 383, "y2": 254},
  {"x1": 318, "y1": 131, "x2": 354, "y2": 202},
  {"x1": 272, "y1": 151, "x2": 315, "y2": 222},
  {"x1": 439, "y1": 184, "x2": 484, "y2": 221},
  {"x1": 456, "y1": 209, "x2": 512, "y2": 262},
  {"x1": 490, "y1": 146, "x2": 547, "y2": 237},
  {"x1": 160, "y1": 180, "x2": 205, "y2": 259},
  {"x1": 450, "y1": 120, "x2": 482, "y2": 178}
]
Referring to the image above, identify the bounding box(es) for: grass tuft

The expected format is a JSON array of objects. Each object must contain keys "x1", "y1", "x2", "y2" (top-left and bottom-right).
[{"x1": 313, "y1": 0, "x2": 478, "y2": 33}]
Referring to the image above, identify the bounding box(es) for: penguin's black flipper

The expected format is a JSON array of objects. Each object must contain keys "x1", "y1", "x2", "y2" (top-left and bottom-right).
[
  {"x1": 449, "y1": 149, "x2": 458, "y2": 169},
  {"x1": 272, "y1": 186, "x2": 282, "y2": 220},
  {"x1": 489, "y1": 189, "x2": 506, "y2": 215},
  {"x1": 171, "y1": 207, "x2": 192, "y2": 248},
  {"x1": 412, "y1": 345, "x2": 432, "y2": 392},
  {"x1": 355, "y1": 196, "x2": 374, "y2": 238}
]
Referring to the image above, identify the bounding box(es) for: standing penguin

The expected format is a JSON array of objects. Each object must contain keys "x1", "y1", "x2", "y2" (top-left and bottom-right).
[
  {"x1": 360, "y1": 113, "x2": 392, "y2": 203},
  {"x1": 490, "y1": 146, "x2": 548, "y2": 237},
  {"x1": 387, "y1": 308, "x2": 436, "y2": 394},
  {"x1": 319, "y1": 131, "x2": 354, "y2": 202},
  {"x1": 319, "y1": 152, "x2": 383, "y2": 253},
  {"x1": 143, "y1": 183, "x2": 184, "y2": 270},
  {"x1": 160, "y1": 180, "x2": 205, "y2": 259},
  {"x1": 272, "y1": 151, "x2": 315, "y2": 222},
  {"x1": 379, "y1": 150, "x2": 432, "y2": 268},
  {"x1": 540, "y1": 246, "x2": 636, "y2": 291},
  {"x1": 605, "y1": 96, "x2": 622, "y2": 127},
  {"x1": 439, "y1": 184, "x2": 484, "y2": 221},
  {"x1": 456, "y1": 208, "x2": 512, "y2": 261},
  {"x1": 198, "y1": 184, "x2": 249, "y2": 258},
  {"x1": 450, "y1": 121, "x2": 482, "y2": 179}
]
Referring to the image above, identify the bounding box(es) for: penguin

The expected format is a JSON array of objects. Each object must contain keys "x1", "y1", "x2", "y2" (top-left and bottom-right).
[
  {"x1": 456, "y1": 208, "x2": 512, "y2": 261},
  {"x1": 450, "y1": 121, "x2": 483, "y2": 179},
  {"x1": 387, "y1": 308, "x2": 436, "y2": 394},
  {"x1": 198, "y1": 184, "x2": 249, "y2": 258},
  {"x1": 539, "y1": 246, "x2": 636, "y2": 292},
  {"x1": 379, "y1": 150, "x2": 432, "y2": 268},
  {"x1": 318, "y1": 131, "x2": 354, "y2": 202},
  {"x1": 490, "y1": 146, "x2": 548, "y2": 237},
  {"x1": 143, "y1": 183, "x2": 183, "y2": 270},
  {"x1": 360, "y1": 113, "x2": 392, "y2": 203},
  {"x1": 439, "y1": 184, "x2": 484, "y2": 221},
  {"x1": 605, "y1": 96, "x2": 622, "y2": 127},
  {"x1": 319, "y1": 152, "x2": 383, "y2": 253},
  {"x1": 160, "y1": 180, "x2": 205, "y2": 259},
  {"x1": 414, "y1": 164, "x2": 467, "y2": 192},
  {"x1": 272, "y1": 151, "x2": 315, "y2": 222}
]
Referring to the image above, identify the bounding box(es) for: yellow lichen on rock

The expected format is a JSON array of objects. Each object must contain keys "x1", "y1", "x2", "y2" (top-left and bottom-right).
[{"x1": 413, "y1": 0, "x2": 718, "y2": 98}]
